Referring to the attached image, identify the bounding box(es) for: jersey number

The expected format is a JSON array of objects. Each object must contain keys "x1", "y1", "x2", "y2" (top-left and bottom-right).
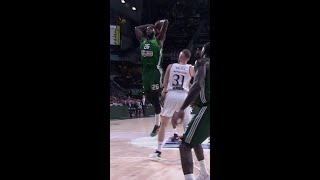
[
  {"x1": 151, "y1": 84, "x2": 160, "y2": 90},
  {"x1": 172, "y1": 74, "x2": 185, "y2": 87},
  {"x1": 144, "y1": 44, "x2": 150, "y2": 49}
]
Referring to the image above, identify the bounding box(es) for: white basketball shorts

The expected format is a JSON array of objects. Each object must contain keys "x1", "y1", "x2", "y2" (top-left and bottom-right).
[{"x1": 161, "y1": 91, "x2": 192, "y2": 121}]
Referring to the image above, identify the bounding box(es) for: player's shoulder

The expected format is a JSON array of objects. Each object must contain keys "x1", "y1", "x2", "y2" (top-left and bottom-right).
[
  {"x1": 195, "y1": 58, "x2": 208, "y2": 67},
  {"x1": 169, "y1": 63, "x2": 180, "y2": 66},
  {"x1": 167, "y1": 63, "x2": 174, "y2": 69},
  {"x1": 188, "y1": 64, "x2": 194, "y2": 70}
]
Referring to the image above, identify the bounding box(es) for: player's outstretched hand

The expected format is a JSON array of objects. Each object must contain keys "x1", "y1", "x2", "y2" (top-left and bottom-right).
[{"x1": 172, "y1": 110, "x2": 185, "y2": 127}]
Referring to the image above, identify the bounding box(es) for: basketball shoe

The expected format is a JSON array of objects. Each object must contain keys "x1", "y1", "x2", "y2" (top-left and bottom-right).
[
  {"x1": 150, "y1": 125, "x2": 160, "y2": 137},
  {"x1": 149, "y1": 150, "x2": 161, "y2": 160},
  {"x1": 171, "y1": 133, "x2": 180, "y2": 142}
]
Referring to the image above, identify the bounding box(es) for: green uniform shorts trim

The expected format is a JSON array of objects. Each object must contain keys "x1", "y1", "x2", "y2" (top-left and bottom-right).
[{"x1": 182, "y1": 105, "x2": 210, "y2": 146}]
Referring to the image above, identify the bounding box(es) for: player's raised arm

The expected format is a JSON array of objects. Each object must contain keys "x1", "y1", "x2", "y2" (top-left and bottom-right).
[
  {"x1": 156, "y1": 19, "x2": 169, "y2": 45},
  {"x1": 135, "y1": 24, "x2": 154, "y2": 42}
]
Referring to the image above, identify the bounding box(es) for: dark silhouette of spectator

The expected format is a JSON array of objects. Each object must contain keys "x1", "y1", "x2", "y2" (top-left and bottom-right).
[{"x1": 127, "y1": 100, "x2": 135, "y2": 118}]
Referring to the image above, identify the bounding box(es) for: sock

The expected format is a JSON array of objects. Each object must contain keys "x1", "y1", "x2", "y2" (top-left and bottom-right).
[
  {"x1": 173, "y1": 128, "x2": 177, "y2": 135},
  {"x1": 155, "y1": 114, "x2": 160, "y2": 126},
  {"x1": 199, "y1": 160, "x2": 209, "y2": 175},
  {"x1": 184, "y1": 174, "x2": 194, "y2": 180},
  {"x1": 157, "y1": 141, "x2": 163, "y2": 152}
]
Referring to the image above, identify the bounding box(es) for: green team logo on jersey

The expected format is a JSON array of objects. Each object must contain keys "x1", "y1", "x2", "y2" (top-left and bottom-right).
[
  {"x1": 143, "y1": 44, "x2": 150, "y2": 49},
  {"x1": 140, "y1": 38, "x2": 162, "y2": 68},
  {"x1": 141, "y1": 43, "x2": 154, "y2": 57},
  {"x1": 141, "y1": 50, "x2": 153, "y2": 57}
]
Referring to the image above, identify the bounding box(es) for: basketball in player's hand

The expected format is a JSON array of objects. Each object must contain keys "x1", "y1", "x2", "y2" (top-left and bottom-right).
[{"x1": 154, "y1": 21, "x2": 163, "y2": 33}]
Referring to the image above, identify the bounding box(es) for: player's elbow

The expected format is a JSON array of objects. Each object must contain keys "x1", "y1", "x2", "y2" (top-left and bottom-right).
[{"x1": 135, "y1": 26, "x2": 142, "y2": 32}]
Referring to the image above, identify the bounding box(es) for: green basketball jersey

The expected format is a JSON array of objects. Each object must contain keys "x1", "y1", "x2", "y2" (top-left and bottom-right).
[
  {"x1": 140, "y1": 38, "x2": 163, "y2": 74},
  {"x1": 195, "y1": 58, "x2": 210, "y2": 107}
]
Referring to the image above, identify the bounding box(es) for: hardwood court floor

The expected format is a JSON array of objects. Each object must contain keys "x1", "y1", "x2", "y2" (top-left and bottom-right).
[{"x1": 110, "y1": 117, "x2": 210, "y2": 180}]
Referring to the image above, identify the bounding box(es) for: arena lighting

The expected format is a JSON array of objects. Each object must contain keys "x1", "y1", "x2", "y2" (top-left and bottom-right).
[
  {"x1": 121, "y1": 0, "x2": 125, "y2": 4},
  {"x1": 132, "y1": 6, "x2": 136, "y2": 11}
]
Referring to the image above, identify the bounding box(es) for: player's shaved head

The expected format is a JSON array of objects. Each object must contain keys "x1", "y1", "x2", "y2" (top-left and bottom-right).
[
  {"x1": 181, "y1": 49, "x2": 191, "y2": 59},
  {"x1": 179, "y1": 49, "x2": 191, "y2": 64}
]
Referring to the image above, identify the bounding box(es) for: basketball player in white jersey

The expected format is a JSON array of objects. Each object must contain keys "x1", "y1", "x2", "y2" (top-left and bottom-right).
[{"x1": 150, "y1": 49, "x2": 195, "y2": 158}]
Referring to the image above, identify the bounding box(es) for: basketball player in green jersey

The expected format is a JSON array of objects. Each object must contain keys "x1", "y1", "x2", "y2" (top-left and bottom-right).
[
  {"x1": 172, "y1": 42, "x2": 211, "y2": 180},
  {"x1": 135, "y1": 19, "x2": 169, "y2": 137}
]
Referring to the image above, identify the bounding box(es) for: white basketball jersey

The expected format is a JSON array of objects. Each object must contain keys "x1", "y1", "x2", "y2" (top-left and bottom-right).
[{"x1": 167, "y1": 63, "x2": 192, "y2": 92}]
